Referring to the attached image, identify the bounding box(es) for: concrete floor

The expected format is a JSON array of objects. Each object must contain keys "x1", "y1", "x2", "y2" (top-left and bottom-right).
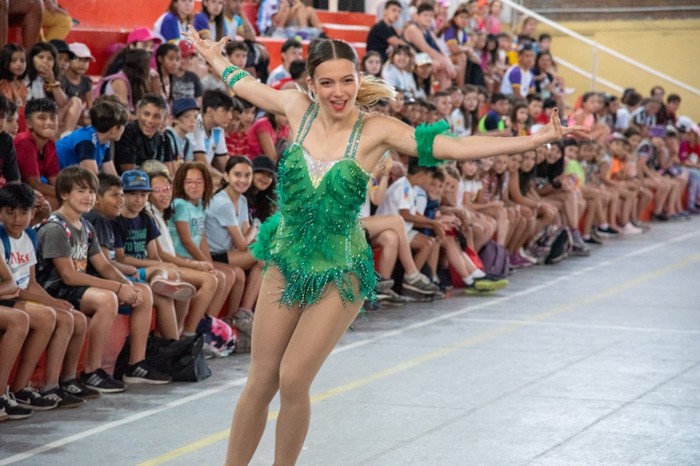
[{"x1": 1, "y1": 219, "x2": 699, "y2": 466}]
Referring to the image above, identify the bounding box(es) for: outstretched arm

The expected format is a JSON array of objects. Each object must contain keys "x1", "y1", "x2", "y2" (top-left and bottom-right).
[
  {"x1": 182, "y1": 26, "x2": 298, "y2": 115},
  {"x1": 382, "y1": 108, "x2": 588, "y2": 161}
]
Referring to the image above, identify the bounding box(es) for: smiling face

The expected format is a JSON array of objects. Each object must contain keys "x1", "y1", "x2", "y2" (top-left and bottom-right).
[
  {"x1": 137, "y1": 103, "x2": 165, "y2": 138},
  {"x1": 546, "y1": 143, "x2": 562, "y2": 164},
  {"x1": 252, "y1": 171, "x2": 273, "y2": 191},
  {"x1": 95, "y1": 186, "x2": 124, "y2": 218},
  {"x1": 307, "y1": 58, "x2": 359, "y2": 119},
  {"x1": 493, "y1": 155, "x2": 508, "y2": 174},
  {"x1": 27, "y1": 111, "x2": 57, "y2": 141},
  {"x1": 149, "y1": 175, "x2": 173, "y2": 211},
  {"x1": 460, "y1": 160, "x2": 478, "y2": 177},
  {"x1": 123, "y1": 191, "x2": 150, "y2": 216},
  {"x1": 225, "y1": 162, "x2": 253, "y2": 194},
  {"x1": 508, "y1": 153, "x2": 522, "y2": 172},
  {"x1": 563, "y1": 144, "x2": 579, "y2": 160}
]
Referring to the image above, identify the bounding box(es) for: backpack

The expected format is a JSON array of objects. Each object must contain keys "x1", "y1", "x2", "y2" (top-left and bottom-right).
[
  {"x1": 0, "y1": 225, "x2": 37, "y2": 263},
  {"x1": 478, "y1": 240, "x2": 510, "y2": 279},
  {"x1": 197, "y1": 314, "x2": 237, "y2": 358},
  {"x1": 527, "y1": 226, "x2": 572, "y2": 265},
  {"x1": 33, "y1": 215, "x2": 96, "y2": 282}
]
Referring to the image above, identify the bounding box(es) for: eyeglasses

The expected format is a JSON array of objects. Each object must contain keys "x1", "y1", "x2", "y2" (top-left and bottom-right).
[
  {"x1": 184, "y1": 180, "x2": 205, "y2": 186},
  {"x1": 151, "y1": 185, "x2": 172, "y2": 194}
]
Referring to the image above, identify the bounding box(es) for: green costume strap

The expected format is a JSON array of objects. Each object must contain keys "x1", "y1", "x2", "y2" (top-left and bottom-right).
[{"x1": 415, "y1": 120, "x2": 450, "y2": 167}]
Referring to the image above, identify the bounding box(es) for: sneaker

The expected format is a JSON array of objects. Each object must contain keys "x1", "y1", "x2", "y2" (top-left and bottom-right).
[
  {"x1": 597, "y1": 226, "x2": 620, "y2": 237},
  {"x1": 61, "y1": 378, "x2": 101, "y2": 400},
  {"x1": 622, "y1": 223, "x2": 643, "y2": 236},
  {"x1": 13, "y1": 386, "x2": 59, "y2": 411},
  {"x1": 400, "y1": 288, "x2": 434, "y2": 302},
  {"x1": 41, "y1": 387, "x2": 85, "y2": 409},
  {"x1": 509, "y1": 253, "x2": 533, "y2": 269},
  {"x1": 80, "y1": 368, "x2": 127, "y2": 393},
  {"x1": 651, "y1": 212, "x2": 669, "y2": 222},
  {"x1": 402, "y1": 273, "x2": 439, "y2": 295},
  {"x1": 0, "y1": 406, "x2": 7, "y2": 422},
  {"x1": 0, "y1": 390, "x2": 32, "y2": 420},
  {"x1": 123, "y1": 360, "x2": 172, "y2": 385},
  {"x1": 150, "y1": 278, "x2": 196, "y2": 301},
  {"x1": 432, "y1": 290, "x2": 446, "y2": 300},
  {"x1": 473, "y1": 277, "x2": 509, "y2": 292},
  {"x1": 376, "y1": 278, "x2": 394, "y2": 294},
  {"x1": 571, "y1": 244, "x2": 591, "y2": 257},
  {"x1": 590, "y1": 229, "x2": 605, "y2": 243},
  {"x1": 519, "y1": 247, "x2": 538, "y2": 264}
]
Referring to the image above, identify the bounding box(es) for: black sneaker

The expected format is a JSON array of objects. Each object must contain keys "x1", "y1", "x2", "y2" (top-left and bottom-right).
[
  {"x1": 61, "y1": 378, "x2": 101, "y2": 399},
  {"x1": 80, "y1": 368, "x2": 127, "y2": 393},
  {"x1": 402, "y1": 273, "x2": 439, "y2": 295},
  {"x1": 652, "y1": 212, "x2": 669, "y2": 222},
  {"x1": 14, "y1": 386, "x2": 59, "y2": 411},
  {"x1": 0, "y1": 390, "x2": 32, "y2": 420},
  {"x1": 597, "y1": 226, "x2": 620, "y2": 237},
  {"x1": 41, "y1": 387, "x2": 85, "y2": 409},
  {"x1": 123, "y1": 360, "x2": 172, "y2": 385}
]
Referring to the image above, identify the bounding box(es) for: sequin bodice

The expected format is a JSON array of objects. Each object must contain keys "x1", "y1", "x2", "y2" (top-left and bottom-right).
[{"x1": 250, "y1": 103, "x2": 376, "y2": 308}]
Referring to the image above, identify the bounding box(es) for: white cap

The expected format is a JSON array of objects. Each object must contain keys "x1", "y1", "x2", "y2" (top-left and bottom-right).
[{"x1": 68, "y1": 42, "x2": 95, "y2": 62}]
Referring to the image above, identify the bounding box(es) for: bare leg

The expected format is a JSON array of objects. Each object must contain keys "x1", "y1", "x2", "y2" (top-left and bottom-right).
[
  {"x1": 39, "y1": 306, "x2": 74, "y2": 387},
  {"x1": 273, "y1": 282, "x2": 362, "y2": 465},
  {"x1": 410, "y1": 233, "x2": 435, "y2": 271},
  {"x1": 59, "y1": 309, "x2": 86, "y2": 381},
  {"x1": 370, "y1": 229, "x2": 398, "y2": 279},
  {"x1": 128, "y1": 283, "x2": 155, "y2": 364},
  {"x1": 176, "y1": 267, "x2": 217, "y2": 334},
  {"x1": 9, "y1": 302, "x2": 55, "y2": 392},
  {"x1": 225, "y1": 268, "x2": 301, "y2": 465},
  {"x1": 363, "y1": 215, "x2": 419, "y2": 275},
  {"x1": 77, "y1": 288, "x2": 118, "y2": 373},
  {"x1": 0, "y1": 309, "x2": 29, "y2": 393}
]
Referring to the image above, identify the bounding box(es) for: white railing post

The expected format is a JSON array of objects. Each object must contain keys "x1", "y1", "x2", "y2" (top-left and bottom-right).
[{"x1": 591, "y1": 44, "x2": 598, "y2": 91}]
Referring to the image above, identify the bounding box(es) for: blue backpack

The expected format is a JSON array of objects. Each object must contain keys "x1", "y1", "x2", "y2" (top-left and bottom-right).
[{"x1": 0, "y1": 224, "x2": 37, "y2": 264}]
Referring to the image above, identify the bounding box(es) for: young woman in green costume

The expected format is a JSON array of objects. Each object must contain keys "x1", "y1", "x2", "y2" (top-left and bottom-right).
[{"x1": 183, "y1": 26, "x2": 587, "y2": 466}]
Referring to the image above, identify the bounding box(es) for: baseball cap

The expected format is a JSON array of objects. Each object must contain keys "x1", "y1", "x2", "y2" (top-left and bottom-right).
[
  {"x1": 252, "y1": 156, "x2": 276, "y2": 176},
  {"x1": 49, "y1": 39, "x2": 74, "y2": 58},
  {"x1": 608, "y1": 132, "x2": 628, "y2": 143},
  {"x1": 68, "y1": 42, "x2": 95, "y2": 62},
  {"x1": 415, "y1": 53, "x2": 432, "y2": 66},
  {"x1": 171, "y1": 97, "x2": 199, "y2": 118},
  {"x1": 121, "y1": 170, "x2": 152, "y2": 191},
  {"x1": 676, "y1": 116, "x2": 695, "y2": 134},
  {"x1": 127, "y1": 27, "x2": 162, "y2": 45},
  {"x1": 179, "y1": 40, "x2": 196, "y2": 57}
]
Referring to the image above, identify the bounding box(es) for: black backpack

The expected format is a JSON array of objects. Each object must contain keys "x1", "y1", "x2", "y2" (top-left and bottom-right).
[{"x1": 527, "y1": 226, "x2": 572, "y2": 265}]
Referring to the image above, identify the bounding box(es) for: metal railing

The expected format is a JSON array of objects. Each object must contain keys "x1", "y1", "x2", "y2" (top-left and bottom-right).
[{"x1": 500, "y1": 0, "x2": 700, "y2": 97}]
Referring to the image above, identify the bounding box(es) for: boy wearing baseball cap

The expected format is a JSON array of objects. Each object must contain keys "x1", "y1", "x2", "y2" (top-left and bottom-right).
[
  {"x1": 165, "y1": 98, "x2": 199, "y2": 164},
  {"x1": 61, "y1": 43, "x2": 95, "y2": 119},
  {"x1": 112, "y1": 170, "x2": 204, "y2": 339},
  {"x1": 171, "y1": 41, "x2": 203, "y2": 104}
]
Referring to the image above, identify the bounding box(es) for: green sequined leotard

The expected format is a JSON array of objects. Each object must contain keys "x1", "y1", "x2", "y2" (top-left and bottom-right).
[{"x1": 250, "y1": 103, "x2": 376, "y2": 308}]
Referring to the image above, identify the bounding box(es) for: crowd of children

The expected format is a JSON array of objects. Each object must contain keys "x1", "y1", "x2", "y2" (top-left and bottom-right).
[{"x1": 1, "y1": 0, "x2": 698, "y2": 423}]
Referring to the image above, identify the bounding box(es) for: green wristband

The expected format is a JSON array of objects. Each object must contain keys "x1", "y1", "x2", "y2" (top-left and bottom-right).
[
  {"x1": 227, "y1": 70, "x2": 251, "y2": 88},
  {"x1": 221, "y1": 65, "x2": 239, "y2": 82}
]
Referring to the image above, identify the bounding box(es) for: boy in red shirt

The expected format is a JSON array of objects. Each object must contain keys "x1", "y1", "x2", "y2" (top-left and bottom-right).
[{"x1": 14, "y1": 98, "x2": 60, "y2": 209}]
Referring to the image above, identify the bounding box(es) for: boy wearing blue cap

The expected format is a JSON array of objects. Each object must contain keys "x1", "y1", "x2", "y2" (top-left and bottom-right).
[
  {"x1": 112, "y1": 170, "x2": 202, "y2": 339},
  {"x1": 165, "y1": 97, "x2": 199, "y2": 165}
]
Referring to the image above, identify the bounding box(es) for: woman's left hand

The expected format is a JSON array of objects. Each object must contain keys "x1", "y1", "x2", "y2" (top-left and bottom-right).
[
  {"x1": 533, "y1": 108, "x2": 589, "y2": 146},
  {"x1": 182, "y1": 26, "x2": 229, "y2": 65}
]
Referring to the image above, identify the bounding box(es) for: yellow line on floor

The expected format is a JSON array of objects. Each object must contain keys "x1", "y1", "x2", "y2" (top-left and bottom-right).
[{"x1": 139, "y1": 253, "x2": 700, "y2": 466}]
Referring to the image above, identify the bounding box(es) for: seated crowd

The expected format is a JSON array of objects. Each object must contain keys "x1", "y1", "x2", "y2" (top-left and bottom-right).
[{"x1": 1, "y1": 0, "x2": 699, "y2": 424}]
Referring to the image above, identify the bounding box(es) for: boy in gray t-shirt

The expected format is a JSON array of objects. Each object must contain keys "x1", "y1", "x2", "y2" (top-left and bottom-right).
[{"x1": 36, "y1": 167, "x2": 172, "y2": 394}]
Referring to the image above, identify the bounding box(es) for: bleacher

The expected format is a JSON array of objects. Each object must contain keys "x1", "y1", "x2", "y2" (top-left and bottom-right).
[{"x1": 7, "y1": 0, "x2": 374, "y2": 73}]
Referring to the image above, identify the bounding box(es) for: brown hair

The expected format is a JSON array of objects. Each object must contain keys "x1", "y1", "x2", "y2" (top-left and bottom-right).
[
  {"x1": 55, "y1": 166, "x2": 98, "y2": 206},
  {"x1": 172, "y1": 162, "x2": 214, "y2": 208},
  {"x1": 306, "y1": 39, "x2": 396, "y2": 107}
]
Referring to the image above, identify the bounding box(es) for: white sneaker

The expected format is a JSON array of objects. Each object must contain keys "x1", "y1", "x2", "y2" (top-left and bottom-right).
[{"x1": 622, "y1": 223, "x2": 643, "y2": 235}]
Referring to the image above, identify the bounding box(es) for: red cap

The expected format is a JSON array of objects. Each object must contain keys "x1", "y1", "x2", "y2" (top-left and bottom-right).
[{"x1": 179, "y1": 40, "x2": 196, "y2": 57}]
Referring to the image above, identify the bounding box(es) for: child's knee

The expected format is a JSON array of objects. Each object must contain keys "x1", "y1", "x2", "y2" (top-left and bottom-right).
[{"x1": 30, "y1": 304, "x2": 57, "y2": 331}]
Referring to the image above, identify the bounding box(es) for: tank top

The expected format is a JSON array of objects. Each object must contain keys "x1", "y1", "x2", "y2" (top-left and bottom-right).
[{"x1": 250, "y1": 103, "x2": 376, "y2": 308}]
